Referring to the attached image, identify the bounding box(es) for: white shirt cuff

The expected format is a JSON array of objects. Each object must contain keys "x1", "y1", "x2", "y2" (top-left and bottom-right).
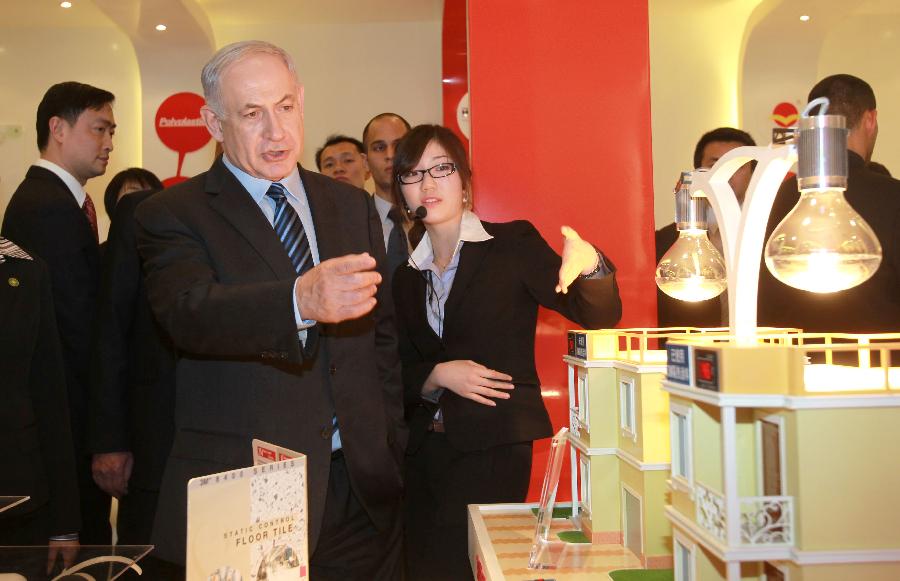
[{"x1": 292, "y1": 277, "x2": 317, "y2": 330}]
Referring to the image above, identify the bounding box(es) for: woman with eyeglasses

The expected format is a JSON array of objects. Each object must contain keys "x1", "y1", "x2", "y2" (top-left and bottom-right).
[{"x1": 390, "y1": 124, "x2": 622, "y2": 580}]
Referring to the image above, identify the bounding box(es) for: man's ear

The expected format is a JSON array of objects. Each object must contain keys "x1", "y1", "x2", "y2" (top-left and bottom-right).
[
  {"x1": 47, "y1": 116, "x2": 68, "y2": 146},
  {"x1": 865, "y1": 109, "x2": 878, "y2": 135},
  {"x1": 200, "y1": 105, "x2": 224, "y2": 143}
]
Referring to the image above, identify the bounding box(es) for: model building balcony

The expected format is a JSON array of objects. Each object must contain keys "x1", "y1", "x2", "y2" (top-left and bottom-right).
[
  {"x1": 695, "y1": 483, "x2": 794, "y2": 548},
  {"x1": 664, "y1": 332, "x2": 900, "y2": 397}
]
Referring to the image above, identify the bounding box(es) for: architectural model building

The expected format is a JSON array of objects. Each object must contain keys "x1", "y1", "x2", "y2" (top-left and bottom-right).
[{"x1": 661, "y1": 332, "x2": 900, "y2": 581}]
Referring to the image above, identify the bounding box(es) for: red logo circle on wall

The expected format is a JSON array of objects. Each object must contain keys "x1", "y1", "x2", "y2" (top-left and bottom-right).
[
  {"x1": 771, "y1": 102, "x2": 799, "y2": 128},
  {"x1": 155, "y1": 92, "x2": 210, "y2": 153}
]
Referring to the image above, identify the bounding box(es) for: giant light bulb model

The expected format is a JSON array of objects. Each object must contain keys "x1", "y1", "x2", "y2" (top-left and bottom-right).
[{"x1": 656, "y1": 97, "x2": 882, "y2": 340}]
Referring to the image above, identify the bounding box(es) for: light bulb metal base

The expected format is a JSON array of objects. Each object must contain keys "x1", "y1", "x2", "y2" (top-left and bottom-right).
[{"x1": 797, "y1": 114, "x2": 848, "y2": 192}]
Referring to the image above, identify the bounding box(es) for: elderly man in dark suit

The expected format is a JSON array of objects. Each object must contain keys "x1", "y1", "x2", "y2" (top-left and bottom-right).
[
  {"x1": 1, "y1": 81, "x2": 116, "y2": 545},
  {"x1": 135, "y1": 41, "x2": 404, "y2": 579},
  {"x1": 758, "y1": 74, "x2": 900, "y2": 332}
]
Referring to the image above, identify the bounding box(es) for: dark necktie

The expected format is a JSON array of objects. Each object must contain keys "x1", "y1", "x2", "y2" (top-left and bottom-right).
[
  {"x1": 386, "y1": 205, "x2": 408, "y2": 277},
  {"x1": 82, "y1": 193, "x2": 99, "y2": 242},
  {"x1": 265, "y1": 183, "x2": 313, "y2": 275}
]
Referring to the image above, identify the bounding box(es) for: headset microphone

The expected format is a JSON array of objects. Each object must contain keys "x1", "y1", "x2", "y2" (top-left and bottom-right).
[{"x1": 413, "y1": 206, "x2": 428, "y2": 219}]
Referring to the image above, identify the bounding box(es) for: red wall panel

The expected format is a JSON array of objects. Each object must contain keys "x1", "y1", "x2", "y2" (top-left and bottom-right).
[{"x1": 466, "y1": 1, "x2": 658, "y2": 500}]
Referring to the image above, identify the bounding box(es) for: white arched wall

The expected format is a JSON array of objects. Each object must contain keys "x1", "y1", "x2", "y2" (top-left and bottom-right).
[
  {"x1": 742, "y1": 0, "x2": 900, "y2": 176},
  {"x1": 649, "y1": 0, "x2": 764, "y2": 228},
  {"x1": 0, "y1": 3, "x2": 143, "y2": 238},
  {"x1": 0, "y1": 1, "x2": 443, "y2": 240}
]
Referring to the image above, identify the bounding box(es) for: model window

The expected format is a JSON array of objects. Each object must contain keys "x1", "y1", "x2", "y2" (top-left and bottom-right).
[
  {"x1": 619, "y1": 378, "x2": 636, "y2": 439},
  {"x1": 577, "y1": 371, "x2": 589, "y2": 428},
  {"x1": 670, "y1": 404, "x2": 692, "y2": 483},
  {"x1": 674, "y1": 538, "x2": 694, "y2": 581}
]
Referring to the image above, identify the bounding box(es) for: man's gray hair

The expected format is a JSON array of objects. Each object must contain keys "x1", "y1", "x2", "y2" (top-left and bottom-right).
[{"x1": 201, "y1": 40, "x2": 298, "y2": 116}]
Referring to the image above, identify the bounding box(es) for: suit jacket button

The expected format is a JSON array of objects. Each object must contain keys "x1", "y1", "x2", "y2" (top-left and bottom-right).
[
  {"x1": 329, "y1": 364, "x2": 337, "y2": 375},
  {"x1": 320, "y1": 426, "x2": 332, "y2": 439}
]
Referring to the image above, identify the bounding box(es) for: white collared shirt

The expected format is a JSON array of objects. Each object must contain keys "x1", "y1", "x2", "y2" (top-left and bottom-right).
[
  {"x1": 409, "y1": 210, "x2": 493, "y2": 339},
  {"x1": 34, "y1": 158, "x2": 86, "y2": 207},
  {"x1": 372, "y1": 193, "x2": 394, "y2": 251}
]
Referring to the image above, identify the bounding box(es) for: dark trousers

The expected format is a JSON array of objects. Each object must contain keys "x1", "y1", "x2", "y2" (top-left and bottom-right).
[
  {"x1": 148, "y1": 452, "x2": 403, "y2": 580},
  {"x1": 403, "y1": 433, "x2": 532, "y2": 581},
  {"x1": 311, "y1": 451, "x2": 403, "y2": 580},
  {"x1": 76, "y1": 455, "x2": 113, "y2": 545}
]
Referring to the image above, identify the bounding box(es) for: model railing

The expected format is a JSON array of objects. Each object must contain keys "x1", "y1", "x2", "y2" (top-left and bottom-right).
[
  {"x1": 695, "y1": 483, "x2": 794, "y2": 547},
  {"x1": 695, "y1": 482, "x2": 726, "y2": 541},
  {"x1": 740, "y1": 496, "x2": 793, "y2": 546}
]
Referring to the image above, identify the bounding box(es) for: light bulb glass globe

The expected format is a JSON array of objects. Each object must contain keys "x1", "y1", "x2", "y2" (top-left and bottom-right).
[
  {"x1": 764, "y1": 189, "x2": 881, "y2": 293},
  {"x1": 655, "y1": 229, "x2": 727, "y2": 302}
]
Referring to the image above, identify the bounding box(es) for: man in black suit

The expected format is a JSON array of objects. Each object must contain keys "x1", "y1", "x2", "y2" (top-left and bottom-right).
[
  {"x1": 135, "y1": 41, "x2": 404, "y2": 579},
  {"x1": 655, "y1": 127, "x2": 756, "y2": 328},
  {"x1": 758, "y1": 74, "x2": 900, "y2": 332},
  {"x1": 0, "y1": 237, "x2": 80, "y2": 573},
  {"x1": 1, "y1": 82, "x2": 116, "y2": 545},
  {"x1": 89, "y1": 188, "x2": 176, "y2": 570},
  {"x1": 364, "y1": 113, "x2": 412, "y2": 278}
]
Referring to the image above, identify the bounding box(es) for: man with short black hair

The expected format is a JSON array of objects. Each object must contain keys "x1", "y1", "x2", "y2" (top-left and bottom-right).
[
  {"x1": 655, "y1": 127, "x2": 756, "y2": 328},
  {"x1": 363, "y1": 113, "x2": 412, "y2": 277},
  {"x1": 758, "y1": 74, "x2": 900, "y2": 332},
  {"x1": 2, "y1": 81, "x2": 116, "y2": 545},
  {"x1": 315, "y1": 134, "x2": 370, "y2": 189}
]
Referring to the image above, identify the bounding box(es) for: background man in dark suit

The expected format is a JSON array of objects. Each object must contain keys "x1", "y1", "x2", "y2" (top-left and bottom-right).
[
  {"x1": 1, "y1": 81, "x2": 116, "y2": 545},
  {"x1": 0, "y1": 237, "x2": 80, "y2": 573},
  {"x1": 89, "y1": 187, "x2": 176, "y2": 577},
  {"x1": 758, "y1": 74, "x2": 900, "y2": 332},
  {"x1": 655, "y1": 127, "x2": 756, "y2": 328},
  {"x1": 135, "y1": 41, "x2": 404, "y2": 579},
  {"x1": 364, "y1": 113, "x2": 412, "y2": 277}
]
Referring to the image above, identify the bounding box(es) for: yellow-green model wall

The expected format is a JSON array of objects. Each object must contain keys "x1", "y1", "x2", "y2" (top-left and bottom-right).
[
  {"x1": 695, "y1": 542, "x2": 727, "y2": 581},
  {"x1": 641, "y1": 468, "x2": 672, "y2": 558},
  {"x1": 586, "y1": 453, "x2": 620, "y2": 535},
  {"x1": 793, "y1": 407, "x2": 900, "y2": 551},
  {"x1": 585, "y1": 367, "x2": 618, "y2": 449},
  {"x1": 618, "y1": 369, "x2": 644, "y2": 460},
  {"x1": 693, "y1": 402, "x2": 723, "y2": 493},
  {"x1": 785, "y1": 561, "x2": 900, "y2": 581},
  {"x1": 735, "y1": 409, "x2": 759, "y2": 498},
  {"x1": 641, "y1": 371, "x2": 671, "y2": 464}
]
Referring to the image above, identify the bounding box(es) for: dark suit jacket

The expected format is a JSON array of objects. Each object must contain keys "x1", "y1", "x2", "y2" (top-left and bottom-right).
[
  {"x1": 757, "y1": 151, "x2": 900, "y2": 332},
  {"x1": 1, "y1": 165, "x2": 101, "y2": 454},
  {"x1": 135, "y1": 159, "x2": 404, "y2": 564},
  {"x1": 655, "y1": 223, "x2": 724, "y2": 328},
  {"x1": 393, "y1": 220, "x2": 622, "y2": 454},
  {"x1": 90, "y1": 189, "x2": 176, "y2": 490},
  {"x1": 0, "y1": 251, "x2": 80, "y2": 538}
]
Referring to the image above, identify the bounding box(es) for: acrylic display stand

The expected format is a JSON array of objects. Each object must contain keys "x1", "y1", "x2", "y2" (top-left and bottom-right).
[
  {"x1": 527, "y1": 427, "x2": 569, "y2": 570},
  {"x1": 0, "y1": 545, "x2": 152, "y2": 580},
  {"x1": 0, "y1": 498, "x2": 29, "y2": 514}
]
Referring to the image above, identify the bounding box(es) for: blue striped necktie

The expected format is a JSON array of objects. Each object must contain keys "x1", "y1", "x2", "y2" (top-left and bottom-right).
[{"x1": 266, "y1": 182, "x2": 313, "y2": 275}]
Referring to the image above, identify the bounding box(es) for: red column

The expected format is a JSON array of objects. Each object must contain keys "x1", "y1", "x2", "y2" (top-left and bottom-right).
[{"x1": 466, "y1": 1, "x2": 657, "y2": 500}]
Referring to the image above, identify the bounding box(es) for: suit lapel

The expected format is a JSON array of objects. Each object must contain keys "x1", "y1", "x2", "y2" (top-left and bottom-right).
[
  {"x1": 27, "y1": 166, "x2": 96, "y2": 244},
  {"x1": 442, "y1": 236, "x2": 492, "y2": 331},
  {"x1": 205, "y1": 159, "x2": 297, "y2": 281},
  {"x1": 300, "y1": 167, "x2": 340, "y2": 262}
]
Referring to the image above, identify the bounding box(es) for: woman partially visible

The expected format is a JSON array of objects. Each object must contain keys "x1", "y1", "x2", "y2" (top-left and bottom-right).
[
  {"x1": 102, "y1": 167, "x2": 163, "y2": 220},
  {"x1": 390, "y1": 124, "x2": 622, "y2": 580}
]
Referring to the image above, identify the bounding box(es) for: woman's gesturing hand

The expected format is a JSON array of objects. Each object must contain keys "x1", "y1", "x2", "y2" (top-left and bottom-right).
[
  {"x1": 425, "y1": 360, "x2": 514, "y2": 406},
  {"x1": 556, "y1": 225, "x2": 600, "y2": 294}
]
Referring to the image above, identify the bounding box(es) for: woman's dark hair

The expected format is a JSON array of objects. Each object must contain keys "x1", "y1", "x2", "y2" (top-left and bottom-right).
[
  {"x1": 103, "y1": 167, "x2": 164, "y2": 218},
  {"x1": 390, "y1": 124, "x2": 472, "y2": 247}
]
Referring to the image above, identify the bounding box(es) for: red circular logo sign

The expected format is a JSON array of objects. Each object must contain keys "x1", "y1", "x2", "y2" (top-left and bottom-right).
[
  {"x1": 771, "y1": 102, "x2": 799, "y2": 128},
  {"x1": 155, "y1": 92, "x2": 210, "y2": 154}
]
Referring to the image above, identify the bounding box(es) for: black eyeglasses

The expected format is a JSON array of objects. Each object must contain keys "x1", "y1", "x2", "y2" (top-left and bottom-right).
[{"x1": 397, "y1": 162, "x2": 457, "y2": 184}]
